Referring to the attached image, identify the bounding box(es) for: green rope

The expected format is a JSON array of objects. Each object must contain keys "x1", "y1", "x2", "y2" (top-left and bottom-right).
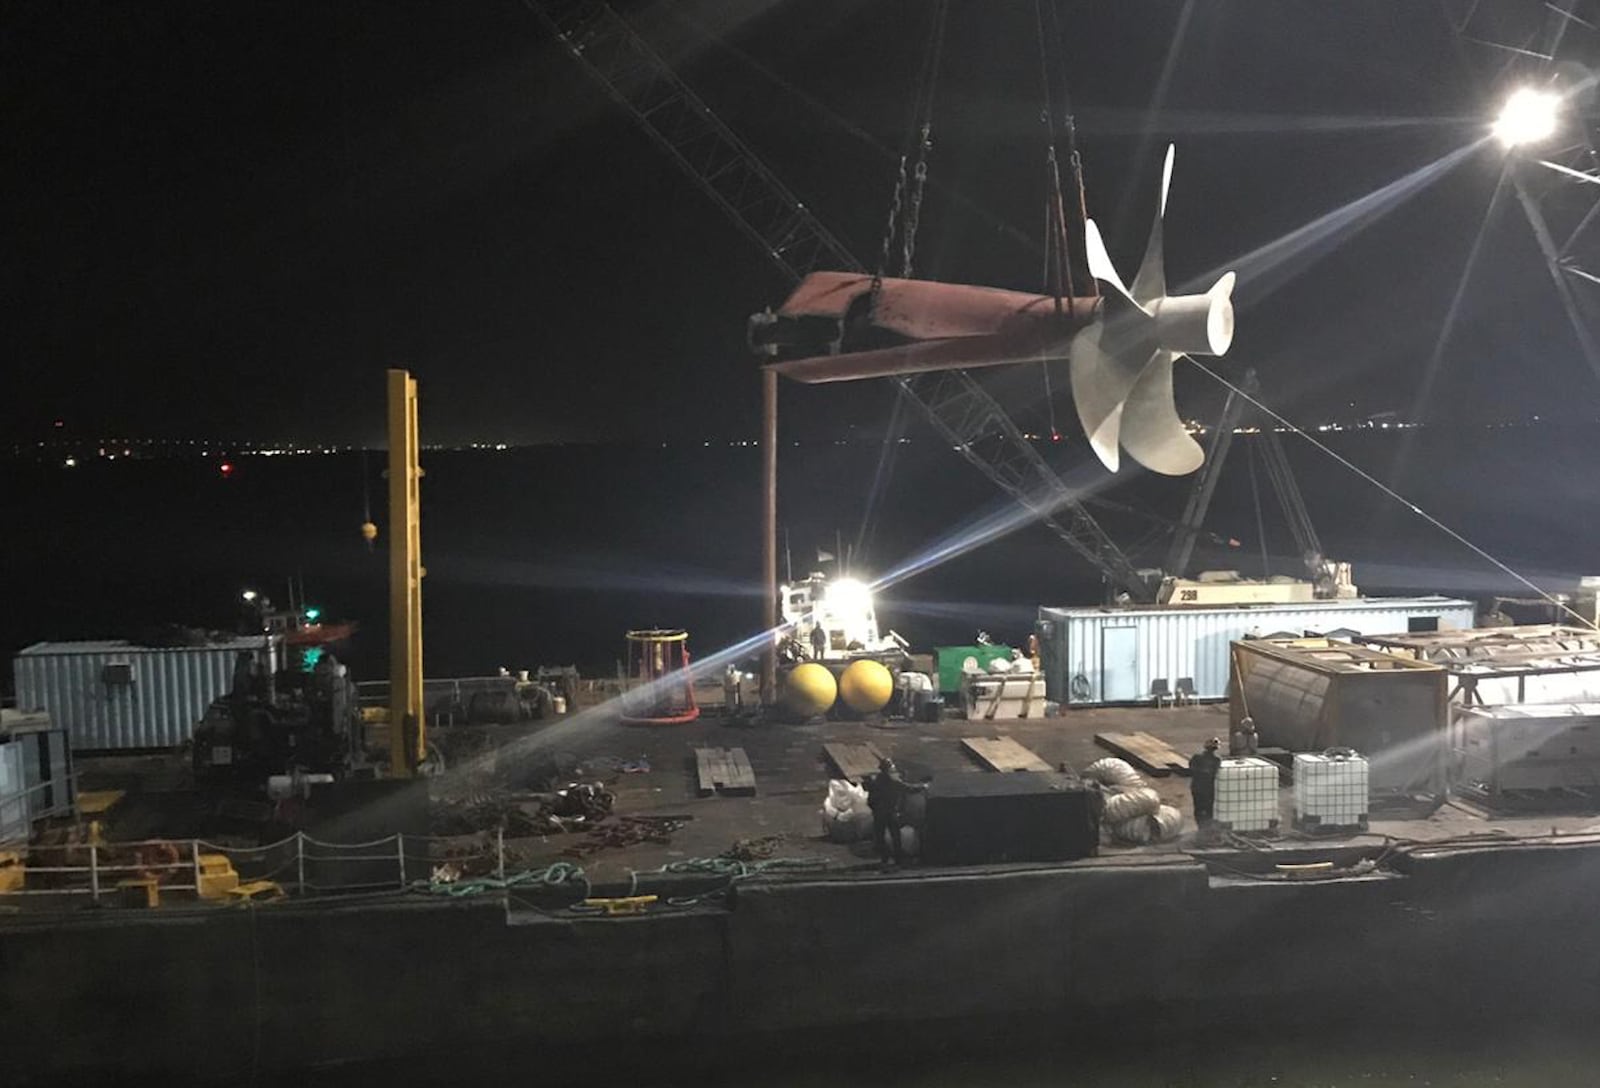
[
  {"x1": 415, "y1": 855, "x2": 828, "y2": 909},
  {"x1": 627, "y1": 855, "x2": 832, "y2": 904},
  {"x1": 417, "y1": 862, "x2": 588, "y2": 899}
]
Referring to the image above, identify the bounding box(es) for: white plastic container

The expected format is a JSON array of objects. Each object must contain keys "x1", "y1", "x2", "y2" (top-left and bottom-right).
[
  {"x1": 1214, "y1": 757, "x2": 1280, "y2": 832},
  {"x1": 1293, "y1": 751, "x2": 1369, "y2": 830}
]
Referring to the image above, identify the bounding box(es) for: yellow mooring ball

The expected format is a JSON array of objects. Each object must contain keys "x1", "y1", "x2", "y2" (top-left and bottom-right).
[
  {"x1": 839, "y1": 659, "x2": 894, "y2": 715},
  {"x1": 784, "y1": 662, "x2": 837, "y2": 717}
]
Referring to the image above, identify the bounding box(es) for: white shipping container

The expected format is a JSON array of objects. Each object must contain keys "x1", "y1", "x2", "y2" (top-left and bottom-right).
[
  {"x1": 1293, "y1": 751, "x2": 1369, "y2": 829},
  {"x1": 13, "y1": 638, "x2": 283, "y2": 750},
  {"x1": 1037, "y1": 597, "x2": 1476, "y2": 707},
  {"x1": 966, "y1": 674, "x2": 1046, "y2": 719},
  {"x1": 0, "y1": 742, "x2": 26, "y2": 845},
  {"x1": 1215, "y1": 757, "x2": 1280, "y2": 832}
]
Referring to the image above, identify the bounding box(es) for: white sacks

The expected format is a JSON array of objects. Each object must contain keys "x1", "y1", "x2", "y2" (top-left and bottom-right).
[
  {"x1": 1084, "y1": 757, "x2": 1143, "y2": 789},
  {"x1": 1103, "y1": 785, "x2": 1161, "y2": 824},
  {"x1": 1151, "y1": 804, "x2": 1185, "y2": 840},
  {"x1": 1106, "y1": 800, "x2": 1186, "y2": 846},
  {"x1": 1085, "y1": 758, "x2": 1186, "y2": 845},
  {"x1": 819, "y1": 778, "x2": 875, "y2": 842}
]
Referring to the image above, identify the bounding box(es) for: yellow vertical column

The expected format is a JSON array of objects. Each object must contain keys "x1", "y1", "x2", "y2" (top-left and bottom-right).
[{"x1": 387, "y1": 369, "x2": 425, "y2": 776}]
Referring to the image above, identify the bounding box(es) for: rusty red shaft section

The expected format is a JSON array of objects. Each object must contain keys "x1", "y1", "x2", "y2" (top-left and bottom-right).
[{"x1": 762, "y1": 272, "x2": 1101, "y2": 384}]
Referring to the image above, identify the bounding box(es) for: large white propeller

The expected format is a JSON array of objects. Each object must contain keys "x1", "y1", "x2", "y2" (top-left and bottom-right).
[{"x1": 1068, "y1": 145, "x2": 1236, "y2": 475}]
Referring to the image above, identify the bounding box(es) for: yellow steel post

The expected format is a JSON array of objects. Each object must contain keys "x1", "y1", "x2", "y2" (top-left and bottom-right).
[{"x1": 387, "y1": 369, "x2": 425, "y2": 777}]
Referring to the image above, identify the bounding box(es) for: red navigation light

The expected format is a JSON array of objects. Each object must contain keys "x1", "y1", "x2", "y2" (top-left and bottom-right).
[
  {"x1": 219, "y1": 461, "x2": 235, "y2": 478},
  {"x1": 1050, "y1": 431, "x2": 1062, "y2": 443}
]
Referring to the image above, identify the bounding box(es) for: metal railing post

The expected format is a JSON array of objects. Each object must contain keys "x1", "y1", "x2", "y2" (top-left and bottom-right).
[
  {"x1": 296, "y1": 832, "x2": 306, "y2": 896},
  {"x1": 89, "y1": 843, "x2": 99, "y2": 902},
  {"x1": 497, "y1": 826, "x2": 506, "y2": 883},
  {"x1": 396, "y1": 835, "x2": 407, "y2": 889},
  {"x1": 191, "y1": 840, "x2": 201, "y2": 896}
]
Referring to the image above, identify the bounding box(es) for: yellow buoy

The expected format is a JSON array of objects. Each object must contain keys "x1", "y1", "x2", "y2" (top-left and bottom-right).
[
  {"x1": 784, "y1": 662, "x2": 837, "y2": 717},
  {"x1": 839, "y1": 659, "x2": 893, "y2": 715}
]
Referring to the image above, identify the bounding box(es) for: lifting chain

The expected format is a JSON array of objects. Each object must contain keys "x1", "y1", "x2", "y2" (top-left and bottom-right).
[
  {"x1": 901, "y1": 124, "x2": 933, "y2": 278},
  {"x1": 868, "y1": 0, "x2": 947, "y2": 317},
  {"x1": 868, "y1": 155, "x2": 910, "y2": 317}
]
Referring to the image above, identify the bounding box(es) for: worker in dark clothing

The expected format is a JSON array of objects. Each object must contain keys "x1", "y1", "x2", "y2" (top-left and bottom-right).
[
  {"x1": 865, "y1": 757, "x2": 924, "y2": 864},
  {"x1": 1229, "y1": 716, "x2": 1258, "y2": 757},
  {"x1": 809, "y1": 622, "x2": 828, "y2": 661},
  {"x1": 1189, "y1": 737, "x2": 1222, "y2": 826},
  {"x1": 231, "y1": 651, "x2": 255, "y2": 703}
]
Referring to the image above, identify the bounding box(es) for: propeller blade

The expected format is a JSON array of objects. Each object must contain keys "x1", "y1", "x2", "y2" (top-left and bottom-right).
[
  {"x1": 1083, "y1": 219, "x2": 1136, "y2": 303},
  {"x1": 1207, "y1": 271, "x2": 1237, "y2": 355},
  {"x1": 1118, "y1": 351, "x2": 1205, "y2": 476},
  {"x1": 1089, "y1": 403, "x2": 1125, "y2": 474},
  {"x1": 1130, "y1": 145, "x2": 1175, "y2": 307},
  {"x1": 1070, "y1": 312, "x2": 1157, "y2": 472}
]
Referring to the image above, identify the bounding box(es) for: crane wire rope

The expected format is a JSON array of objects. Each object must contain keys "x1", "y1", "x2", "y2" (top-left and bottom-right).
[
  {"x1": 1032, "y1": 0, "x2": 1083, "y2": 439},
  {"x1": 867, "y1": 0, "x2": 949, "y2": 315},
  {"x1": 856, "y1": 0, "x2": 949, "y2": 560},
  {"x1": 854, "y1": 385, "x2": 908, "y2": 566},
  {"x1": 1187, "y1": 357, "x2": 1598, "y2": 630},
  {"x1": 1246, "y1": 438, "x2": 1271, "y2": 578},
  {"x1": 899, "y1": 0, "x2": 946, "y2": 280},
  {"x1": 1032, "y1": 0, "x2": 1076, "y2": 313}
]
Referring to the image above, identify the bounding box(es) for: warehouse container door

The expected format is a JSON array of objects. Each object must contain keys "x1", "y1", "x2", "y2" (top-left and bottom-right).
[{"x1": 1101, "y1": 626, "x2": 1139, "y2": 703}]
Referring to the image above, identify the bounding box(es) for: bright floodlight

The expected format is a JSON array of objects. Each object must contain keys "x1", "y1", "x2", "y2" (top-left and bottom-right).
[
  {"x1": 1494, "y1": 87, "x2": 1560, "y2": 148},
  {"x1": 241, "y1": 589, "x2": 258, "y2": 602},
  {"x1": 826, "y1": 578, "x2": 871, "y2": 613}
]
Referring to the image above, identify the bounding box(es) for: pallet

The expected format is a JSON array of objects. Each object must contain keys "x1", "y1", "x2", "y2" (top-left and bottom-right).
[
  {"x1": 694, "y1": 747, "x2": 757, "y2": 797},
  {"x1": 961, "y1": 736, "x2": 1052, "y2": 773},
  {"x1": 822, "y1": 741, "x2": 885, "y2": 783},
  {"x1": 1094, "y1": 732, "x2": 1191, "y2": 778}
]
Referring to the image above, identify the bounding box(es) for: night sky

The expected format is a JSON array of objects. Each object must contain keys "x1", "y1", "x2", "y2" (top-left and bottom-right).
[{"x1": 6, "y1": 1, "x2": 1597, "y2": 447}]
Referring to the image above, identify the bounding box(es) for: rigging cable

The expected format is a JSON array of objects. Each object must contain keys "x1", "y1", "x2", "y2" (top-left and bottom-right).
[
  {"x1": 858, "y1": 0, "x2": 950, "y2": 556},
  {"x1": 1032, "y1": 0, "x2": 1075, "y2": 315},
  {"x1": 1037, "y1": 197, "x2": 1062, "y2": 439},
  {"x1": 854, "y1": 386, "x2": 908, "y2": 566},
  {"x1": 868, "y1": 0, "x2": 950, "y2": 314},
  {"x1": 1186, "y1": 358, "x2": 1599, "y2": 630},
  {"x1": 899, "y1": 0, "x2": 947, "y2": 279},
  {"x1": 1031, "y1": 0, "x2": 1081, "y2": 439},
  {"x1": 1246, "y1": 438, "x2": 1271, "y2": 578}
]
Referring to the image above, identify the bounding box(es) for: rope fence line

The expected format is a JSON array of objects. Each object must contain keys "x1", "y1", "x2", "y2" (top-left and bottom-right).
[{"x1": 1, "y1": 829, "x2": 832, "y2": 910}]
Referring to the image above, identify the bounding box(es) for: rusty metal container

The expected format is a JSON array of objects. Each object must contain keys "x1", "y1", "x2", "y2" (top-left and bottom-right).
[{"x1": 1229, "y1": 638, "x2": 1447, "y2": 797}]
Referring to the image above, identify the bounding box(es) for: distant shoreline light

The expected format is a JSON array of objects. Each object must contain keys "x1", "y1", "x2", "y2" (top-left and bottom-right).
[{"x1": 5, "y1": 416, "x2": 1595, "y2": 463}]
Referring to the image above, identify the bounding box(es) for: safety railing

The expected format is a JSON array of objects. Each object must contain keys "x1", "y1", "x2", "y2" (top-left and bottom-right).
[
  {"x1": 1, "y1": 774, "x2": 81, "y2": 845},
  {"x1": 0, "y1": 829, "x2": 505, "y2": 904}
]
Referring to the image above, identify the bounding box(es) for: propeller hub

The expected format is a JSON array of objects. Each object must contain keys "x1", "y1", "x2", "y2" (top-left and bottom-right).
[{"x1": 1149, "y1": 289, "x2": 1234, "y2": 357}]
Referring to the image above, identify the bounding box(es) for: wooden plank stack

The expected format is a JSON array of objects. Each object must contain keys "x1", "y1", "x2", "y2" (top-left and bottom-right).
[
  {"x1": 1094, "y1": 732, "x2": 1191, "y2": 778},
  {"x1": 694, "y1": 747, "x2": 757, "y2": 797},
  {"x1": 961, "y1": 736, "x2": 1052, "y2": 773},
  {"x1": 822, "y1": 741, "x2": 886, "y2": 783}
]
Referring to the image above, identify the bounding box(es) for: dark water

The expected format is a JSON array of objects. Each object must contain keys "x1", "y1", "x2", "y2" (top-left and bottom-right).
[
  {"x1": 305, "y1": 1016, "x2": 1600, "y2": 1086},
  {"x1": 4, "y1": 423, "x2": 1598, "y2": 692}
]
